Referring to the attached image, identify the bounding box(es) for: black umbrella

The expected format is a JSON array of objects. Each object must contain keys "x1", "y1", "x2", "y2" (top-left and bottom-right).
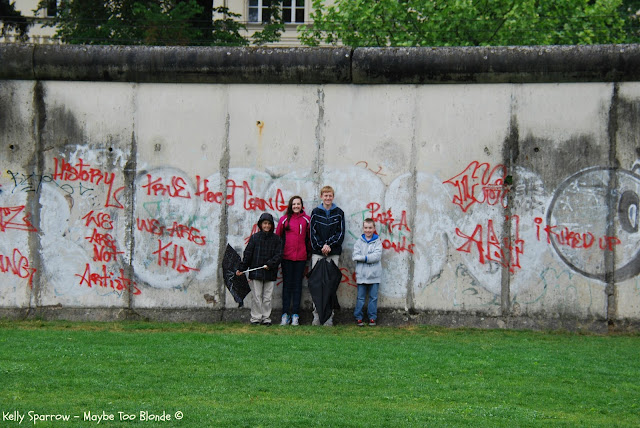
[
  {"x1": 221, "y1": 244, "x2": 251, "y2": 307},
  {"x1": 307, "y1": 258, "x2": 341, "y2": 325}
]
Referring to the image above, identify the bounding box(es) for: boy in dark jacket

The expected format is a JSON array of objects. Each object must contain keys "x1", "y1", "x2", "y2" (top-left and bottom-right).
[
  {"x1": 236, "y1": 213, "x2": 282, "y2": 325},
  {"x1": 309, "y1": 185, "x2": 345, "y2": 326}
]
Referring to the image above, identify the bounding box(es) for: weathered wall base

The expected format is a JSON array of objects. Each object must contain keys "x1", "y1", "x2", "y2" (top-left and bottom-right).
[{"x1": 3, "y1": 307, "x2": 638, "y2": 334}]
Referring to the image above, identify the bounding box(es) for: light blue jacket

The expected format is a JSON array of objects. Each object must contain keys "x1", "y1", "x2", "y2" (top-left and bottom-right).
[{"x1": 352, "y1": 233, "x2": 383, "y2": 284}]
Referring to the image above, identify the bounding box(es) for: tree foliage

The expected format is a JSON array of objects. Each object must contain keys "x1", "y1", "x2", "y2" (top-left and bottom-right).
[
  {"x1": 299, "y1": 0, "x2": 637, "y2": 47},
  {"x1": 620, "y1": 0, "x2": 640, "y2": 41},
  {"x1": 0, "y1": 0, "x2": 31, "y2": 41},
  {"x1": 250, "y1": 0, "x2": 285, "y2": 45},
  {"x1": 36, "y1": 0, "x2": 283, "y2": 46}
]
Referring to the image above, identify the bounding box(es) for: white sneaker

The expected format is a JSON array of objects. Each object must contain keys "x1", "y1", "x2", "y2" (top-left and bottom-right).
[
  {"x1": 280, "y1": 314, "x2": 290, "y2": 326},
  {"x1": 323, "y1": 313, "x2": 334, "y2": 327},
  {"x1": 312, "y1": 310, "x2": 320, "y2": 326},
  {"x1": 291, "y1": 314, "x2": 299, "y2": 326}
]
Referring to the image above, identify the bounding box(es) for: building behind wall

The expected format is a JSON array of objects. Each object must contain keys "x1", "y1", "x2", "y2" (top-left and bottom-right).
[
  {"x1": 1, "y1": 0, "x2": 329, "y2": 46},
  {"x1": 1, "y1": 0, "x2": 58, "y2": 44}
]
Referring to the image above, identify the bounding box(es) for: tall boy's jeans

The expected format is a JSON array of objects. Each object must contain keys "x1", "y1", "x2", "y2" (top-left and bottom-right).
[
  {"x1": 354, "y1": 283, "x2": 379, "y2": 321},
  {"x1": 281, "y1": 260, "x2": 306, "y2": 315}
]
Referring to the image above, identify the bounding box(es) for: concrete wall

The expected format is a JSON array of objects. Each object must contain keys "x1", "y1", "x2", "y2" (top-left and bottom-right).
[{"x1": 2, "y1": 44, "x2": 640, "y2": 331}]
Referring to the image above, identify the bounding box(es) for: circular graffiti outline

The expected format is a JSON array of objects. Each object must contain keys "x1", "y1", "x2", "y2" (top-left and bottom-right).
[{"x1": 547, "y1": 166, "x2": 640, "y2": 282}]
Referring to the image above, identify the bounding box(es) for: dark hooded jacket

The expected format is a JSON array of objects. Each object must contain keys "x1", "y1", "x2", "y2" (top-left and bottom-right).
[
  {"x1": 239, "y1": 213, "x2": 282, "y2": 281},
  {"x1": 310, "y1": 203, "x2": 345, "y2": 256}
]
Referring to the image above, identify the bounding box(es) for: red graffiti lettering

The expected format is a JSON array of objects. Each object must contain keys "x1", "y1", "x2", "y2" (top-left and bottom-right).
[
  {"x1": 137, "y1": 218, "x2": 164, "y2": 236},
  {"x1": 599, "y1": 236, "x2": 621, "y2": 251},
  {"x1": 382, "y1": 236, "x2": 416, "y2": 254},
  {"x1": 534, "y1": 217, "x2": 618, "y2": 251},
  {"x1": 75, "y1": 264, "x2": 141, "y2": 295},
  {"x1": 195, "y1": 176, "x2": 225, "y2": 203},
  {"x1": 166, "y1": 223, "x2": 206, "y2": 246},
  {"x1": 141, "y1": 174, "x2": 192, "y2": 199},
  {"x1": 53, "y1": 157, "x2": 109, "y2": 185},
  {"x1": 0, "y1": 206, "x2": 38, "y2": 233},
  {"x1": 366, "y1": 202, "x2": 411, "y2": 233},
  {"x1": 136, "y1": 218, "x2": 206, "y2": 246},
  {"x1": 536, "y1": 221, "x2": 595, "y2": 249},
  {"x1": 153, "y1": 240, "x2": 199, "y2": 273},
  {"x1": 456, "y1": 215, "x2": 523, "y2": 273},
  {"x1": 223, "y1": 179, "x2": 244, "y2": 206},
  {"x1": 356, "y1": 161, "x2": 387, "y2": 176},
  {"x1": 82, "y1": 210, "x2": 113, "y2": 230},
  {"x1": 245, "y1": 187, "x2": 286, "y2": 212},
  {"x1": 275, "y1": 265, "x2": 284, "y2": 288},
  {"x1": 85, "y1": 228, "x2": 124, "y2": 263},
  {"x1": 105, "y1": 184, "x2": 125, "y2": 209},
  {"x1": 444, "y1": 161, "x2": 509, "y2": 212},
  {"x1": 53, "y1": 157, "x2": 123, "y2": 209},
  {"x1": 0, "y1": 248, "x2": 36, "y2": 288},
  {"x1": 340, "y1": 267, "x2": 358, "y2": 288},
  {"x1": 195, "y1": 178, "x2": 287, "y2": 213}
]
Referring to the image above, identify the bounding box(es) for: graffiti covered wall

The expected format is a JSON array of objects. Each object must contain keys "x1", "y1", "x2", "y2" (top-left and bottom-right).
[{"x1": 2, "y1": 44, "x2": 640, "y2": 331}]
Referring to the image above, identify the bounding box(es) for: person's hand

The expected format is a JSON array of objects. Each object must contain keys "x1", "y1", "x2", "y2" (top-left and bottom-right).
[
  {"x1": 322, "y1": 244, "x2": 331, "y2": 256},
  {"x1": 263, "y1": 264, "x2": 269, "y2": 270},
  {"x1": 236, "y1": 270, "x2": 243, "y2": 276}
]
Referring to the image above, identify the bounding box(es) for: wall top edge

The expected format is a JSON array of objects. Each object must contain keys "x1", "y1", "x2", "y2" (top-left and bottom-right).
[{"x1": 1, "y1": 43, "x2": 639, "y2": 84}]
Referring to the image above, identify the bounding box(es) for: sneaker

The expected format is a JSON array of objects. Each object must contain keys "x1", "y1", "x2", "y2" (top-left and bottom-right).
[
  {"x1": 251, "y1": 321, "x2": 260, "y2": 326},
  {"x1": 369, "y1": 319, "x2": 376, "y2": 326},
  {"x1": 312, "y1": 311, "x2": 320, "y2": 326},
  {"x1": 291, "y1": 314, "x2": 300, "y2": 326},
  {"x1": 262, "y1": 319, "x2": 272, "y2": 326},
  {"x1": 323, "y1": 314, "x2": 334, "y2": 327},
  {"x1": 356, "y1": 319, "x2": 364, "y2": 327},
  {"x1": 280, "y1": 314, "x2": 290, "y2": 326}
]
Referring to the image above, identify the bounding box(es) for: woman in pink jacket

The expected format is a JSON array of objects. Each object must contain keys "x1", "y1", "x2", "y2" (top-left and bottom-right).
[{"x1": 276, "y1": 195, "x2": 311, "y2": 326}]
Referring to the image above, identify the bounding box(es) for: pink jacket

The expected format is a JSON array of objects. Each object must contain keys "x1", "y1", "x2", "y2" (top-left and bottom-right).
[{"x1": 276, "y1": 211, "x2": 311, "y2": 261}]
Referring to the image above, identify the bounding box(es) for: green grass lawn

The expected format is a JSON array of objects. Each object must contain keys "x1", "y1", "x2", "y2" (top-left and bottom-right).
[{"x1": 0, "y1": 320, "x2": 638, "y2": 427}]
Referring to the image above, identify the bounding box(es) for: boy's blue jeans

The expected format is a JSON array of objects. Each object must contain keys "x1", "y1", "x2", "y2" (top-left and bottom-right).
[{"x1": 354, "y1": 283, "x2": 379, "y2": 321}]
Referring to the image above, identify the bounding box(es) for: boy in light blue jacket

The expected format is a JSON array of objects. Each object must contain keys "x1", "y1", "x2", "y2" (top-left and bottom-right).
[{"x1": 352, "y1": 218, "x2": 383, "y2": 326}]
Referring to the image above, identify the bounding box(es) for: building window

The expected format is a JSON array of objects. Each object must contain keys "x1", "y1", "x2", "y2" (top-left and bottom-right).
[
  {"x1": 283, "y1": 0, "x2": 304, "y2": 23},
  {"x1": 249, "y1": 0, "x2": 305, "y2": 23},
  {"x1": 46, "y1": 0, "x2": 57, "y2": 17}
]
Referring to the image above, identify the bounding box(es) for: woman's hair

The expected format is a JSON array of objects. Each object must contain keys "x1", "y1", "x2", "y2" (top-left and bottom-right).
[{"x1": 284, "y1": 195, "x2": 304, "y2": 230}]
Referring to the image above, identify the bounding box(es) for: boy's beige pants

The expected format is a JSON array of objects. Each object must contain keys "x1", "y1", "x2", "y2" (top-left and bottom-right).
[{"x1": 250, "y1": 279, "x2": 275, "y2": 324}]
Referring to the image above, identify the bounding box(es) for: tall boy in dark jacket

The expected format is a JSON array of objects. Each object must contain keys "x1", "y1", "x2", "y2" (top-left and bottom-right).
[
  {"x1": 309, "y1": 185, "x2": 345, "y2": 326},
  {"x1": 236, "y1": 213, "x2": 282, "y2": 325}
]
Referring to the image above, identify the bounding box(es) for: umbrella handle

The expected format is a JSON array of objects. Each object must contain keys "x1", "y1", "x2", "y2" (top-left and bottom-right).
[{"x1": 241, "y1": 265, "x2": 267, "y2": 274}]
